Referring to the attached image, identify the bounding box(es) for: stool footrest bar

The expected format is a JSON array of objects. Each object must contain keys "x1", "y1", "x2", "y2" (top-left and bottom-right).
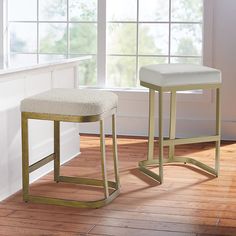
[
  {"x1": 58, "y1": 176, "x2": 118, "y2": 189},
  {"x1": 29, "y1": 154, "x2": 55, "y2": 173},
  {"x1": 163, "y1": 135, "x2": 220, "y2": 146}
]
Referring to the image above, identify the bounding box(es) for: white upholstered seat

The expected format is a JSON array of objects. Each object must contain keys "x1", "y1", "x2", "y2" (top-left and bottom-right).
[
  {"x1": 21, "y1": 88, "x2": 118, "y2": 116},
  {"x1": 140, "y1": 64, "x2": 221, "y2": 87}
]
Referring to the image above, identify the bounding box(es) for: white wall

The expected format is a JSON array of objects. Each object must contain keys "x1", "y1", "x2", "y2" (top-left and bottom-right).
[
  {"x1": 80, "y1": 1, "x2": 236, "y2": 141},
  {"x1": 0, "y1": 64, "x2": 80, "y2": 201},
  {"x1": 212, "y1": 0, "x2": 236, "y2": 139}
]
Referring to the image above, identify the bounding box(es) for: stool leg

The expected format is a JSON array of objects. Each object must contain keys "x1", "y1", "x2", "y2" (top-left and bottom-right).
[
  {"x1": 168, "y1": 91, "x2": 177, "y2": 161},
  {"x1": 54, "y1": 121, "x2": 60, "y2": 182},
  {"x1": 112, "y1": 114, "x2": 120, "y2": 188},
  {"x1": 215, "y1": 88, "x2": 221, "y2": 176},
  {"x1": 100, "y1": 120, "x2": 109, "y2": 198},
  {"x1": 159, "y1": 91, "x2": 164, "y2": 183},
  {"x1": 138, "y1": 89, "x2": 163, "y2": 183},
  {"x1": 21, "y1": 113, "x2": 29, "y2": 202},
  {"x1": 148, "y1": 89, "x2": 155, "y2": 161}
]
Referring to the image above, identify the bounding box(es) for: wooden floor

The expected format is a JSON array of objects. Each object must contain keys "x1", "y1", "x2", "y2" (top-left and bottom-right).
[{"x1": 1, "y1": 135, "x2": 236, "y2": 236}]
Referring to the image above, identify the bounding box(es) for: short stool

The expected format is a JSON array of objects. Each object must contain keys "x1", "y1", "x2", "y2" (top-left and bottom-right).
[
  {"x1": 21, "y1": 88, "x2": 120, "y2": 208},
  {"x1": 139, "y1": 64, "x2": 221, "y2": 183}
]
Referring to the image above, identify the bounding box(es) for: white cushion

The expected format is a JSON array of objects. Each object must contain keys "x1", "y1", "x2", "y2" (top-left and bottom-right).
[
  {"x1": 140, "y1": 64, "x2": 221, "y2": 87},
  {"x1": 21, "y1": 89, "x2": 118, "y2": 116}
]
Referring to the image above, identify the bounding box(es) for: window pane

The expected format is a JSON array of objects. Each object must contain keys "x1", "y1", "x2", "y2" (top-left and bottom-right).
[
  {"x1": 138, "y1": 56, "x2": 168, "y2": 88},
  {"x1": 139, "y1": 24, "x2": 169, "y2": 55},
  {"x1": 10, "y1": 23, "x2": 37, "y2": 53},
  {"x1": 8, "y1": 0, "x2": 37, "y2": 21},
  {"x1": 39, "y1": 54, "x2": 67, "y2": 63},
  {"x1": 39, "y1": 23, "x2": 67, "y2": 54},
  {"x1": 70, "y1": 55, "x2": 97, "y2": 86},
  {"x1": 107, "y1": 56, "x2": 136, "y2": 88},
  {"x1": 107, "y1": 23, "x2": 137, "y2": 55},
  {"x1": 171, "y1": 24, "x2": 202, "y2": 56},
  {"x1": 70, "y1": 23, "x2": 97, "y2": 54},
  {"x1": 139, "y1": 56, "x2": 168, "y2": 68},
  {"x1": 139, "y1": 0, "x2": 169, "y2": 22},
  {"x1": 171, "y1": 57, "x2": 202, "y2": 64},
  {"x1": 172, "y1": 0, "x2": 203, "y2": 22},
  {"x1": 9, "y1": 54, "x2": 37, "y2": 68},
  {"x1": 107, "y1": 0, "x2": 137, "y2": 21},
  {"x1": 69, "y1": 0, "x2": 97, "y2": 21},
  {"x1": 39, "y1": 0, "x2": 67, "y2": 21}
]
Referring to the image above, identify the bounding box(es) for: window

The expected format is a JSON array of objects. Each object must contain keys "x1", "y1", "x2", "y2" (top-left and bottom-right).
[
  {"x1": 8, "y1": 0, "x2": 203, "y2": 89},
  {"x1": 8, "y1": 0, "x2": 97, "y2": 85},
  {"x1": 106, "y1": 0, "x2": 203, "y2": 88}
]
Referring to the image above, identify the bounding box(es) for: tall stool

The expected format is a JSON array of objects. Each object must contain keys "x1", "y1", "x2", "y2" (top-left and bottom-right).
[
  {"x1": 139, "y1": 64, "x2": 221, "y2": 183},
  {"x1": 21, "y1": 88, "x2": 120, "y2": 208}
]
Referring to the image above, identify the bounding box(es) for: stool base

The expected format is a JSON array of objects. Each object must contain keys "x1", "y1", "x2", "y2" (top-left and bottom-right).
[
  {"x1": 139, "y1": 157, "x2": 218, "y2": 183},
  {"x1": 139, "y1": 84, "x2": 221, "y2": 184},
  {"x1": 22, "y1": 111, "x2": 120, "y2": 208},
  {"x1": 24, "y1": 176, "x2": 120, "y2": 208}
]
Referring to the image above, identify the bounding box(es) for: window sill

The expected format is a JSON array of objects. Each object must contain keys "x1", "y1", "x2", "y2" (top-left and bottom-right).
[
  {"x1": 0, "y1": 57, "x2": 90, "y2": 81},
  {"x1": 79, "y1": 86, "x2": 210, "y2": 103}
]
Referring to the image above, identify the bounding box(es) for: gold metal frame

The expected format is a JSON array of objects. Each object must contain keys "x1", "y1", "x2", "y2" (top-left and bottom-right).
[
  {"x1": 139, "y1": 81, "x2": 221, "y2": 183},
  {"x1": 21, "y1": 110, "x2": 120, "y2": 208}
]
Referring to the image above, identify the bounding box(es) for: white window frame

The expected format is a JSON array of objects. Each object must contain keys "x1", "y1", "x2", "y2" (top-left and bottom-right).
[
  {"x1": 98, "y1": 0, "x2": 206, "y2": 88},
  {"x1": 2, "y1": 0, "x2": 214, "y2": 103},
  {"x1": 6, "y1": 0, "x2": 97, "y2": 66},
  {"x1": 0, "y1": 0, "x2": 8, "y2": 69},
  {"x1": 97, "y1": 0, "x2": 106, "y2": 87},
  {"x1": 0, "y1": 0, "x2": 4, "y2": 68}
]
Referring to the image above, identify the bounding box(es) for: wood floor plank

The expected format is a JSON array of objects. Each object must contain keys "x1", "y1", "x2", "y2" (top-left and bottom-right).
[
  {"x1": 0, "y1": 225, "x2": 78, "y2": 236},
  {"x1": 4, "y1": 208, "x2": 221, "y2": 235},
  {"x1": 0, "y1": 209, "x2": 14, "y2": 217},
  {"x1": 0, "y1": 216, "x2": 94, "y2": 234},
  {"x1": 89, "y1": 225, "x2": 196, "y2": 236},
  {"x1": 4, "y1": 203, "x2": 219, "y2": 226}
]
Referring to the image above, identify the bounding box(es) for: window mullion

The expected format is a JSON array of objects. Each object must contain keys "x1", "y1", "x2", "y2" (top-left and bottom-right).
[
  {"x1": 0, "y1": 0, "x2": 4, "y2": 68},
  {"x1": 168, "y1": 0, "x2": 172, "y2": 64},
  {"x1": 66, "y1": 0, "x2": 69, "y2": 59},
  {"x1": 135, "y1": 0, "x2": 139, "y2": 86},
  {"x1": 203, "y1": 0, "x2": 213, "y2": 66},
  {"x1": 97, "y1": 0, "x2": 106, "y2": 87},
  {"x1": 0, "y1": 0, "x2": 8, "y2": 69},
  {"x1": 37, "y1": 0, "x2": 39, "y2": 63}
]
